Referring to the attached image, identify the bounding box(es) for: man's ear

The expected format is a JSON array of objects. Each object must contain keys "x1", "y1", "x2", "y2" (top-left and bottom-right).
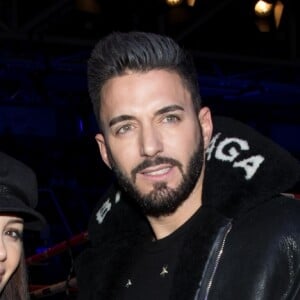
[
  {"x1": 198, "y1": 107, "x2": 213, "y2": 150},
  {"x1": 95, "y1": 133, "x2": 111, "y2": 169}
]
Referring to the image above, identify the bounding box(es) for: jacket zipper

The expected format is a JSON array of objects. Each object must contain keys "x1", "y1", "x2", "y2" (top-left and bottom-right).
[{"x1": 194, "y1": 221, "x2": 232, "y2": 300}]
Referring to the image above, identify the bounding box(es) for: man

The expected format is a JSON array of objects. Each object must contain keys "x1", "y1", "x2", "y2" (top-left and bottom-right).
[{"x1": 75, "y1": 31, "x2": 300, "y2": 299}]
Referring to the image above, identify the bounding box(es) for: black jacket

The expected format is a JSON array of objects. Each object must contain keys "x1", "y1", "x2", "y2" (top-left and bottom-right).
[{"x1": 75, "y1": 117, "x2": 300, "y2": 300}]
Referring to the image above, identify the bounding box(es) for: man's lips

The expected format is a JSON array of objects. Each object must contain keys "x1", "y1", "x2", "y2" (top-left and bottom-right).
[{"x1": 139, "y1": 164, "x2": 173, "y2": 177}]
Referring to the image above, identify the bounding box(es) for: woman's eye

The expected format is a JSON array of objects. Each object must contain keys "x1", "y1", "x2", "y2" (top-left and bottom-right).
[{"x1": 5, "y1": 230, "x2": 23, "y2": 241}]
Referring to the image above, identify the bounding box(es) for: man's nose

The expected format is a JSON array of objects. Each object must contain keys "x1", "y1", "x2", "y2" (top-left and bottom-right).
[{"x1": 139, "y1": 125, "x2": 163, "y2": 157}]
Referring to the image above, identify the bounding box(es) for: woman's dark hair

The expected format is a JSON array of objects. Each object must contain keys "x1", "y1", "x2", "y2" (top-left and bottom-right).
[
  {"x1": 88, "y1": 31, "x2": 202, "y2": 130},
  {"x1": 1, "y1": 250, "x2": 29, "y2": 300}
]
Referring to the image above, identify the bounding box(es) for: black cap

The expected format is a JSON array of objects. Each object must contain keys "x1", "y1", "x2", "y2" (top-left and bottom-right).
[{"x1": 0, "y1": 152, "x2": 46, "y2": 230}]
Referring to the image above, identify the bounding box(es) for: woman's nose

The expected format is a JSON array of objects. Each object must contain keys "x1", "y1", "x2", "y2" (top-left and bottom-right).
[{"x1": 0, "y1": 238, "x2": 7, "y2": 261}]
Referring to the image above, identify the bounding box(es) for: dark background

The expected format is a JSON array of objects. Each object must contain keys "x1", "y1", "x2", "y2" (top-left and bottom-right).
[{"x1": 0, "y1": 0, "x2": 299, "y2": 298}]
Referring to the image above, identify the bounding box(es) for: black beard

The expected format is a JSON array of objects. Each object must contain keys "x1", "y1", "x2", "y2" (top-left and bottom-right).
[{"x1": 107, "y1": 136, "x2": 204, "y2": 218}]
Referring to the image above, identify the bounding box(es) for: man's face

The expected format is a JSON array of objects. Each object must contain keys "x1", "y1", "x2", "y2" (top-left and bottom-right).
[{"x1": 96, "y1": 69, "x2": 212, "y2": 217}]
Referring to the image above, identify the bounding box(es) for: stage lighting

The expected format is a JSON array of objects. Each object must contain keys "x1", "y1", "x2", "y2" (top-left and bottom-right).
[
  {"x1": 254, "y1": 0, "x2": 285, "y2": 32},
  {"x1": 187, "y1": 0, "x2": 196, "y2": 7},
  {"x1": 254, "y1": 0, "x2": 274, "y2": 17},
  {"x1": 166, "y1": 0, "x2": 183, "y2": 7}
]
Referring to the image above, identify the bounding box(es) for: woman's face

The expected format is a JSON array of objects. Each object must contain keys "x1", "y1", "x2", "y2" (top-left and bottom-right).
[{"x1": 0, "y1": 215, "x2": 24, "y2": 294}]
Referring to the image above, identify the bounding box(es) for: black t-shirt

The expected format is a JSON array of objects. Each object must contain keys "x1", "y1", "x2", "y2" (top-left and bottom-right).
[{"x1": 118, "y1": 209, "x2": 202, "y2": 300}]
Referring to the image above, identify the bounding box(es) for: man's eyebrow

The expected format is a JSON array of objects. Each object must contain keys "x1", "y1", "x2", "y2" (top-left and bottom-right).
[
  {"x1": 108, "y1": 105, "x2": 184, "y2": 127},
  {"x1": 109, "y1": 115, "x2": 135, "y2": 127},
  {"x1": 155, "y1": 105, "x2": 184, "y2": 116}
]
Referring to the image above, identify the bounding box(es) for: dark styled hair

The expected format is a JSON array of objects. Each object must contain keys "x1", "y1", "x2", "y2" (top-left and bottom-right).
[
  {"x1": 87, "y1": 31, "x2": 202, "y2": 130},
  {"x1": 1, "y1": 251, "x2": 29, "y2": 300}
]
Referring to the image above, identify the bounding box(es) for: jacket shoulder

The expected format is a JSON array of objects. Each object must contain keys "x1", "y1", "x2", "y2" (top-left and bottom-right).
[{"x1": 210, "y1": 196, "x2": 300, "y2": 299}]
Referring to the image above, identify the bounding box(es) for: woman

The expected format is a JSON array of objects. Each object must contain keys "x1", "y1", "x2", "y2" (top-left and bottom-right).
[{"x1": 0, "y1": 151, "x2": 45, "y2": 299}]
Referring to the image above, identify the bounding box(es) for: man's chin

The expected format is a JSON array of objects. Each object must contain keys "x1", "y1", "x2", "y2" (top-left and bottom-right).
[{"x1": 134, "y1": 181, "x2": 166, "y2": 195}]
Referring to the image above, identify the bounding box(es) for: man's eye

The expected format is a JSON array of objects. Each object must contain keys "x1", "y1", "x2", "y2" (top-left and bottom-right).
[
  {"x1": 163, "y1": 115, "x2": 180, "y2": 123},
  {"x1": 116, "y1": 124, "x2": 133, "y2": 135},
  {"x1": 5, "y1": 230, "x2": 23, "y2": 241}
]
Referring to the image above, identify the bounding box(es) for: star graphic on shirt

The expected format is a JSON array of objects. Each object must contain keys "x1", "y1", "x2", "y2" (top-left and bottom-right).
[
  {"x1": 160, "y1": 265, "x2": 168, "y2": 277},
  {"x1": 125, "y1": 279, "x2": 132, "y2": 288}
]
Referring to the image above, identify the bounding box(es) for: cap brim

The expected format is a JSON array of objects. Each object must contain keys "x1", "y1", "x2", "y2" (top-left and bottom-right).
[{"x1": 0, "y1": 195, "x2": 46, "y2": 231}]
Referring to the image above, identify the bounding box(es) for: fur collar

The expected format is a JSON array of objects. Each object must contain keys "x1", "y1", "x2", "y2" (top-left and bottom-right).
[{"x1": 202, "y1": 116, "x2": 300, "y2": 218}]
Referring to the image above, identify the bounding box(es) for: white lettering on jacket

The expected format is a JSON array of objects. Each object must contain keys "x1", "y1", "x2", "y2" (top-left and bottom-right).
[
  {"x1": 206, "y1": 132, "x2": 265, "y2": 180},
  {"x1": 96, "y1": 191, "x2": 121, "y2": 224},
  {"x1": 96, "y1": 199, "x2": 112, "y2": 224}
]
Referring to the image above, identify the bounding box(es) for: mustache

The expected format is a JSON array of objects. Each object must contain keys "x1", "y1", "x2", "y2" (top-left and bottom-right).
[{"x1": 131, "y1": 156, "x2": 183, "y2": 181}]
